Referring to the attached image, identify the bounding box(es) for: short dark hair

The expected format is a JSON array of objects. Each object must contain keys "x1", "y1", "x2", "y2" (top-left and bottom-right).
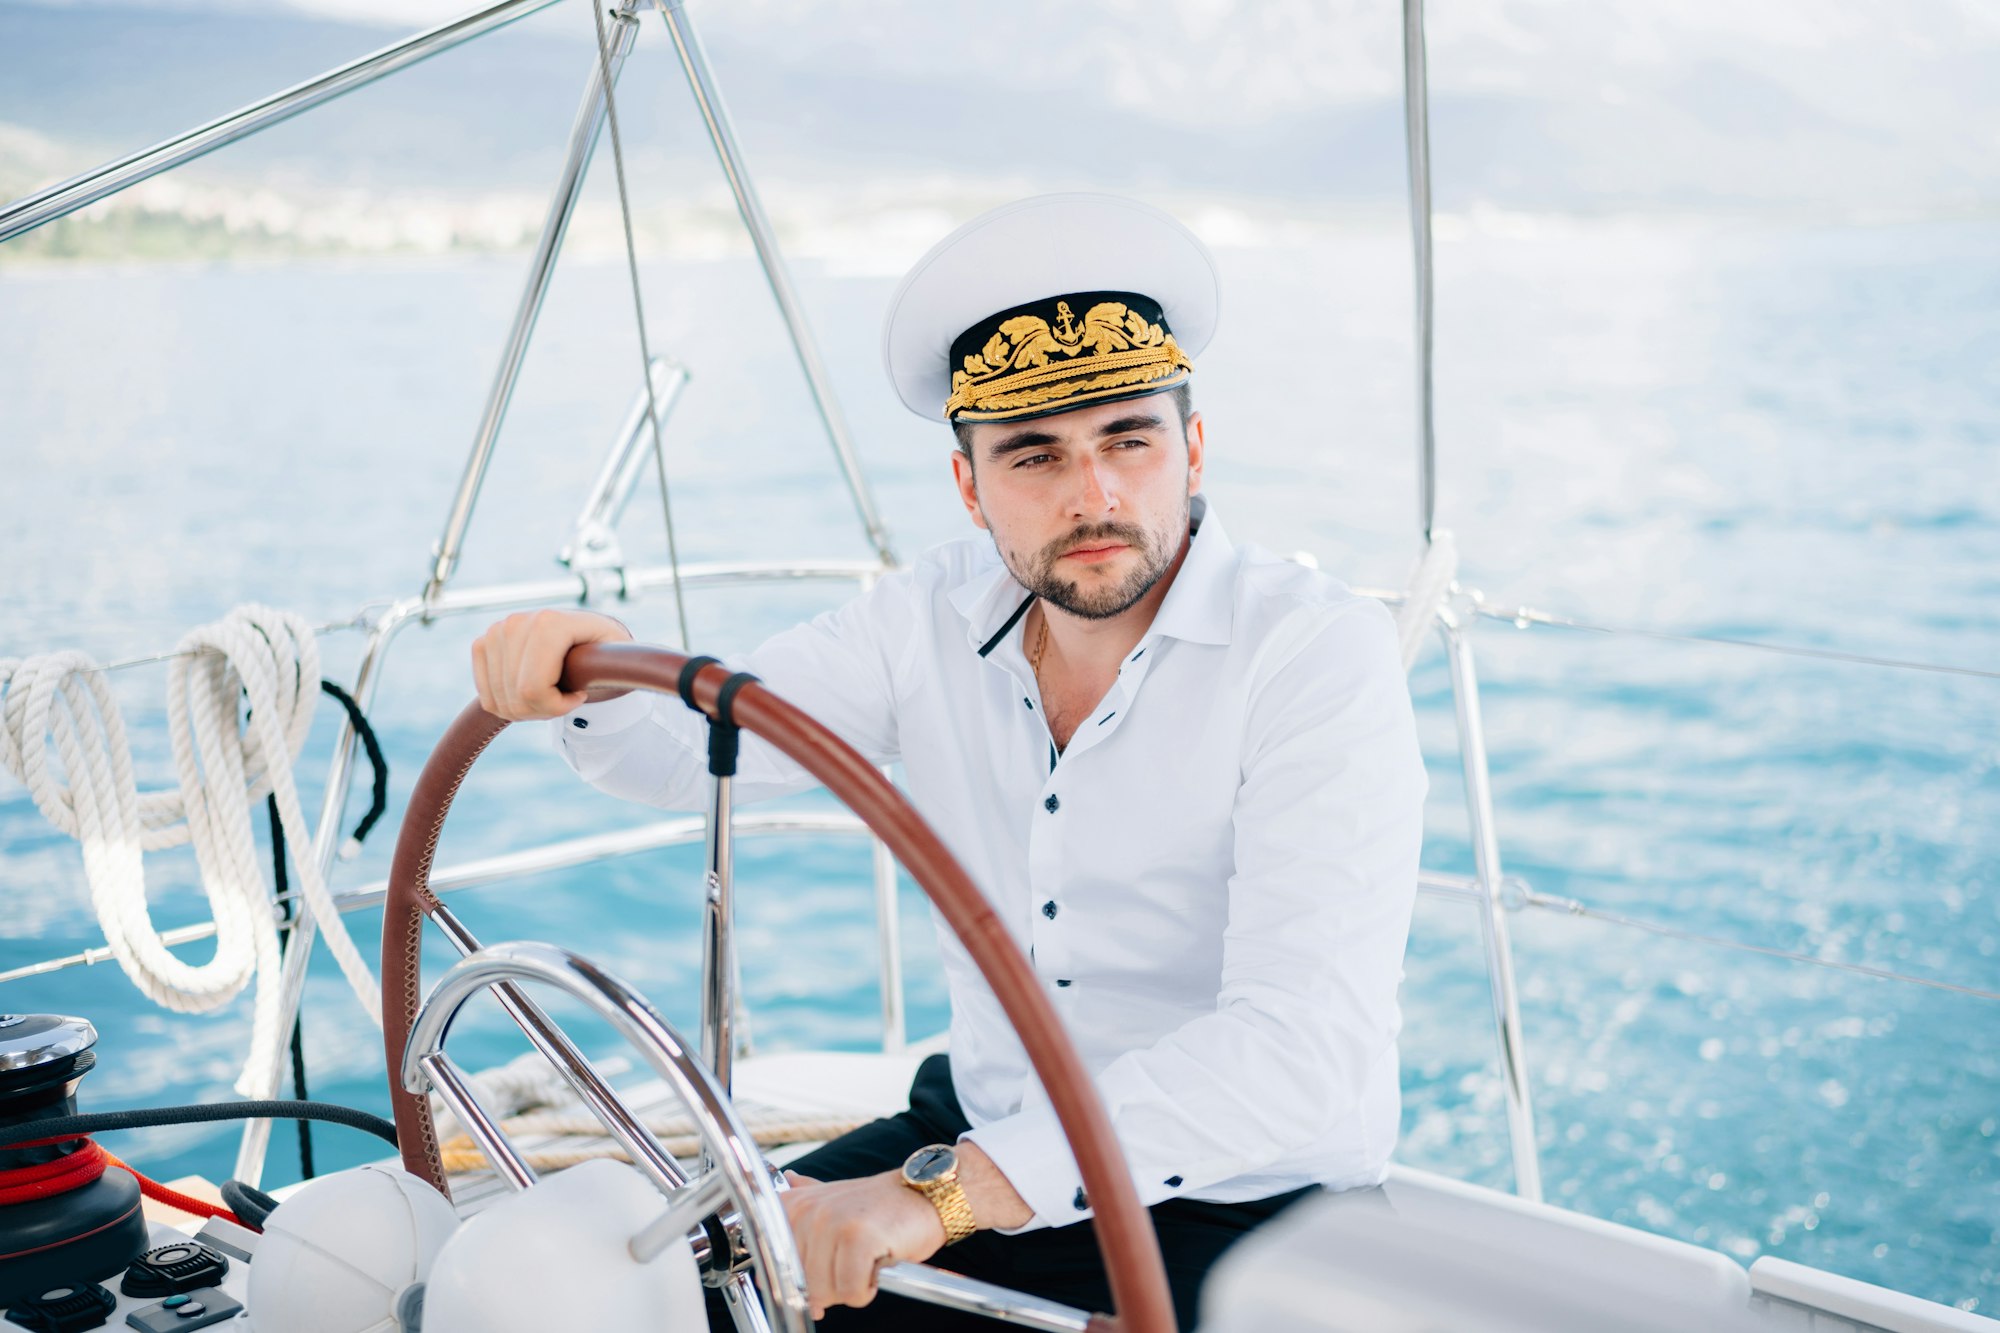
[{"x1": 952, "y1": 381, "x2": 1195, "y2": 466}]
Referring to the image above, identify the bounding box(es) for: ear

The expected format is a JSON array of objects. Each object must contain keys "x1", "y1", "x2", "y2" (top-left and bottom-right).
[
  {"x1": 950, "y1": 449, "x2": 988, "y2": 530},
  {"x1": 1184, "y1": 411, "x2": 1206, "y2": 497}
]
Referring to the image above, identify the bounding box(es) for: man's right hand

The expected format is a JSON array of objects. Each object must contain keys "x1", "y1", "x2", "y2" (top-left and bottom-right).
[{"x1": 470, "y1": 610, "x2": 633, "y2": 721}]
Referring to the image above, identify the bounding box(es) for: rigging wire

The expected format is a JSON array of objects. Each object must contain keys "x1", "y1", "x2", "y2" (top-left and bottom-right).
[
  {"x1": 1352, "y1": 585, "x2": 2000, "y2": 682},
  {"x1": 588, "y1": 0, "x2": 692, "y2": 651},
  {"x1": 1469, "y1": 600, "x2": 2000, "y2": 683},
  {"x1": 1520, "y1": 890, "x2": 2000, "y2": 1004},
  {"x1": 65, "y1": 616, "x2": 367, "y2": 676}
]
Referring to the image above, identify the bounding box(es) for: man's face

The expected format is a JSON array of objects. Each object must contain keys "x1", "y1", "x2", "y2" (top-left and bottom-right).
[{"x1": 951, "y1": 394, "x2": 1206, "y2": 620}]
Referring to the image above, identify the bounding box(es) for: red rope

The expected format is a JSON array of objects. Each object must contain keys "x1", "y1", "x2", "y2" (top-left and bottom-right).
[
  {"x1": 100, "y1": 1151, "x2": 245, "y2": 1228},
  {"x1": 0, "y1": 1134, "x2": 245, "y2": 1228},
  {"x1": 0, "y1": 1136, "x2": 107, "y2": 1204}
]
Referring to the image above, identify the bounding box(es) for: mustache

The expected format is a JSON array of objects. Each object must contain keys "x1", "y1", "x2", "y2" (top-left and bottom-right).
[{"x1": 1035, "y1": 522, "x2": 1149, "y2": 566}]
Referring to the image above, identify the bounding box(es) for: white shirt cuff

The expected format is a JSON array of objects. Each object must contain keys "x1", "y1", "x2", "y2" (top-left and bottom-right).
[
  {"x1": 959, "y1": 1109, "x2": 1090, "y2": 1233},
  {"x1": 549, "y1": 689, "x2": 653, "y2": 744}
]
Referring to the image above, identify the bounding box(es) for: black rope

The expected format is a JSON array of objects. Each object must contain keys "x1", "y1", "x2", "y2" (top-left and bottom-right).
[
  {"x1": 267, "y1": 794, "x2": 315, "y2": 1181},
  {"x1": 219, "y1": 1178, "x2": 280, "y2": 1230},
  {"x1": 319, "y1": 679, "x2": 388, "y2": 850},
  {"x1": 4, "y1": 1100, "x2": 400, "y2": 1150}
]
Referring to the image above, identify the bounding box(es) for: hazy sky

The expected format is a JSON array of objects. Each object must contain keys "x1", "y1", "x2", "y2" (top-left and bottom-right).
[
  {"x1": 11, "y1": 0, "x2": 2000, "y2": 216},
  {"x1": 55, "y1": 0, "x2": 1999, "y2": 146}
]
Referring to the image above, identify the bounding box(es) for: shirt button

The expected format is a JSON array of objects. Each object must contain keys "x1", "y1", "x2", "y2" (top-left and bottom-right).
[
  {"x1": 1042, "y1": 901, "x2": 1059, "y2": 920},
  {"x1": 1073, "y1": 1187, "x2": 1090, "y2": 1211},
  {"x1": 571, "y1": 716, "x2": 589, "y2": 728},
  {"x1": 1044, "y1": 794, "x2": 1060, "y2": 813},
  {"x1": 1055, "y1": 978, "x2": 1072, "y2": 988},
  {"x1": 1164, "y1": 1175, "x2": 1184, "y2": 1188}
]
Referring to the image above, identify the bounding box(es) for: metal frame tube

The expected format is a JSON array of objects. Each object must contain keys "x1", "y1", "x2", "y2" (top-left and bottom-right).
[
  {"x1": 872, "y1": 832, "x2": 907, "y2": 1054},
  {"x1": 233, "y1": 608, "x2": 407, "y2": 1184},
  {"x1": 1, "y1": 833, "x2": 1489, "y2": 988},
  {"x1": 651, "y1": 0, "x2": 897, "y2": 568},
  {"x1": 854, "y1": 572, "x2": 908, "y2": 1054},
  {"x1": 564, "y1": 358, "x2": 692, "y2": 570},
  {"x1": 422, "y1": 558, "x2": 889, "y2": 619},
  {"x1": 700, "y1": 773, "x2": 739, "y2": 1092},
  {"x1": 1402, "y1": 0, "x2": 1438, "y2": 543},
  {"x1": 0, "y1": 0, "x2": 563, "y2": 244},
  {"x1": 1442, "y1": 622, "x2": 1543, "y2": 1201},
  {"x1": 424, "y1": 6, "x2": 643, "y2": 604}
]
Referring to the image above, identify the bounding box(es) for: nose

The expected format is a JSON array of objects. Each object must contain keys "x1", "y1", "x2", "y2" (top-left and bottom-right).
[{"x1": 1069, "y1": 453, "x2": 1116, "y2": 520}]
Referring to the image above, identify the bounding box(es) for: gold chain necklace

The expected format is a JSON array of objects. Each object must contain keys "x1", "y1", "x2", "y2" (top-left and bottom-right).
[{"x1": 1029, "y1": 607, "x2": 1050, "y2": 682}]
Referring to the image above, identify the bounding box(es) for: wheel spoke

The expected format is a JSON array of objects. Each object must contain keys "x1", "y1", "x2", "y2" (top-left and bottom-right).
[
  {"x1": 877, "y1": 1263, "x2": 1096, "y2": 1331},
  {"x1": 630, "y1": 1168, "x2": 731, "y2": 1262}
]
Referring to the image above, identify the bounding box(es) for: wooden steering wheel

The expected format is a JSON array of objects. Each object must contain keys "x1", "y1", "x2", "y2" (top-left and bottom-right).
[{"x1": 378, "y1": 642, "x2": 1175, "y2": 1332}]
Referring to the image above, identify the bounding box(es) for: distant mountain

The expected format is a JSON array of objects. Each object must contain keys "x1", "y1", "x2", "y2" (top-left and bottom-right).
[{"x1": 4, "y1": 1, "x2": 1994, "y2": 229}]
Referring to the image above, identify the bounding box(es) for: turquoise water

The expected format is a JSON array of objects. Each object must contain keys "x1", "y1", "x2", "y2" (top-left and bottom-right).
[{"x1": 2, "y1": 216, "x2": 1997, "y2": 1310}]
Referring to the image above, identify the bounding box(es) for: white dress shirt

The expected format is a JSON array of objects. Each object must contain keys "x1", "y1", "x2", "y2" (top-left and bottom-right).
[{"x1": 551, "y1": 496, "x2": 1427, "y2": 1229}]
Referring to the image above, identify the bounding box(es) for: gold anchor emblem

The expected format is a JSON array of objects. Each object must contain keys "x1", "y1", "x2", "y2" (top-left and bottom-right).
[{"x1": 1052, "y1": 301, "x2": 1081, "y2": 345}]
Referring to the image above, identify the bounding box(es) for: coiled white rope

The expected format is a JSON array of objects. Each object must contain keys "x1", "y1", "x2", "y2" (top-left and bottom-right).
[{"x1": 0, "y1": 605, "x2": 381, "y2": 1097}]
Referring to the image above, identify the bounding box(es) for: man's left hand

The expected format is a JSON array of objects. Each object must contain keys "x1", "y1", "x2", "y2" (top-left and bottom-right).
[{"x1": 780, "y1": 1170, "x2": 947, "y2": 1318}]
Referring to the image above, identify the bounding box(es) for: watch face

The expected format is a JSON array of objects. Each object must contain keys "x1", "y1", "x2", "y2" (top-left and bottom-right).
[{"x1": 906, "y1": 1144, "x2": 957, "y2": 1185}]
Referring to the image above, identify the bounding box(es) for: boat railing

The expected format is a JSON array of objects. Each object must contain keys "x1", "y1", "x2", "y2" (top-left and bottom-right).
[{"x1": 7, "y1": 582, "x2": 1996, "y2": 1179}]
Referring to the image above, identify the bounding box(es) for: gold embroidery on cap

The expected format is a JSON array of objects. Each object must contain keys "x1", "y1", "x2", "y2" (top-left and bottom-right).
[{"x1": 944, "y1": 301, "x2": 1193, "y2": 419}]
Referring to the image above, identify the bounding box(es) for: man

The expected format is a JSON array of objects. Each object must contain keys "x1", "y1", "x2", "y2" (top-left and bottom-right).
[{"x1": 470, "y1": 194, "x2": 1426, "y2": 1329}]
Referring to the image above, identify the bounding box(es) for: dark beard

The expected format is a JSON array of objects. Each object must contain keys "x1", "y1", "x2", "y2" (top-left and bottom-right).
[{"x1": 1007, "y1": 500, "x2": 1187, "y2": 621}]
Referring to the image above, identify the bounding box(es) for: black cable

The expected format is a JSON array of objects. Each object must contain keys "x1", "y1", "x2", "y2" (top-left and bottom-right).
[
  {"x1": 218, "y1": 1178, "x2": 281, "y2": 1230},
  {"x1": 241, "y1": 679, "x2": 387, "y2": 1181},
  {"x1": 4, "y1": 1100, "x2": 400, "y2": 1149},
  {"x1": 319, "y1": 679, "x2": 388, "y2": 849},
  {"x1": 267, "y1": 793, "x2": 315, "y2": 1182}
]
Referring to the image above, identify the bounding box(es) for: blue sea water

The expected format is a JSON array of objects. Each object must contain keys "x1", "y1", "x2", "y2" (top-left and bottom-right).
[{"x1": 2, "y1": 215, "x2": 1997, "y2": 1310}]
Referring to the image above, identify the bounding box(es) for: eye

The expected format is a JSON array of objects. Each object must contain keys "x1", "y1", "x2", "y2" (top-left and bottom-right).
[
  {"x1": 1112, "y1": 438, "x2": 1149, "y2": 450},
  {"x1": 1012, "y1": 452, "x2": 1057, "y2": 469}
]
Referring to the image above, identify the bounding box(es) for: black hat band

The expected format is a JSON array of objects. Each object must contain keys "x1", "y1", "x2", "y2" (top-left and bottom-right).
[{"x1": 944, "y1": 291, "x2": 1193, "y2": 423}]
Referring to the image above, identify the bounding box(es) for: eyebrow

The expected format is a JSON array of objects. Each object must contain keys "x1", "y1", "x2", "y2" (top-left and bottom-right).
[
  {"x1": 1094, "y1": 412, "x2": 1167, "y2": 437},
  {"x1": 986, "y1": 428, "x2": 1059, "y2": 461},
  {"x1": 984, "y1": 412, "x2": 1170, "y2": 461}
]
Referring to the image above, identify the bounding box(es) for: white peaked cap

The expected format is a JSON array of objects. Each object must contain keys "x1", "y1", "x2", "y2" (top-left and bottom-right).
[{"x1": 881, "y1": 193, "x2": 1221, "y2": 421}]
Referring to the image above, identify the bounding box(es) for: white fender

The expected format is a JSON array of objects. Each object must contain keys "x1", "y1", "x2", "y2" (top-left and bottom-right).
[
  {"x1": 248, "y1": 1164, "x2": 459, "y2": 1333},
  {"x1": 422, "y1": 1158, "x2": 708, "y2": 1333}
]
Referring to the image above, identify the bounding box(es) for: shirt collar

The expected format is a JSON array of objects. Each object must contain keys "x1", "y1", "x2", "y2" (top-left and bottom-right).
[{"x1": 950, "y1": 494, "x2": 1236, "y2": 653}]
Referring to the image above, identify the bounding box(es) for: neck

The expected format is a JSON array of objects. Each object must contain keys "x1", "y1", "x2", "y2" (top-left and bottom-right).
[{"x1": 1036, "y1": 527, "x2": 1192, "y2": 676}]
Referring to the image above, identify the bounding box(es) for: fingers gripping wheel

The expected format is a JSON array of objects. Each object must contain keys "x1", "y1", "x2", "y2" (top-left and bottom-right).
[{"x1": 380, "y1": 644, "x2": 1176, "y2": 1333}]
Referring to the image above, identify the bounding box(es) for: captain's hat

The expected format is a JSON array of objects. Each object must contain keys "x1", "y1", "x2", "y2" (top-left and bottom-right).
[{"x1": 882, "y1": 193, "x2": 1220, "y2": 425}]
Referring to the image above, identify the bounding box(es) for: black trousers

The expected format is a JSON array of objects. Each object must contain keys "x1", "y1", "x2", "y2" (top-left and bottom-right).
[{"x1": 706, "y1": 1054, "x2": 1320, "y2": 1332}]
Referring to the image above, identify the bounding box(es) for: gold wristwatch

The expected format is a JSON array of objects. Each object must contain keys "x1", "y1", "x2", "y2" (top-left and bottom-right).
[{"x1": 900, "y1": 1143, "x2": 977, "y2": 1245}]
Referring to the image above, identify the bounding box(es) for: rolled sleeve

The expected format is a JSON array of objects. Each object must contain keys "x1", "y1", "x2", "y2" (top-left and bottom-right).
[{"x1": 964, "y1": 600, "x2": 1425, "y2": 1230}]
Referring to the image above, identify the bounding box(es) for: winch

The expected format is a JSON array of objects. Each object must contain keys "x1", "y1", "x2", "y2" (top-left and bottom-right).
[{"x1": 0, "y1": 1015, "x2": 148, "y2": 1307}]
